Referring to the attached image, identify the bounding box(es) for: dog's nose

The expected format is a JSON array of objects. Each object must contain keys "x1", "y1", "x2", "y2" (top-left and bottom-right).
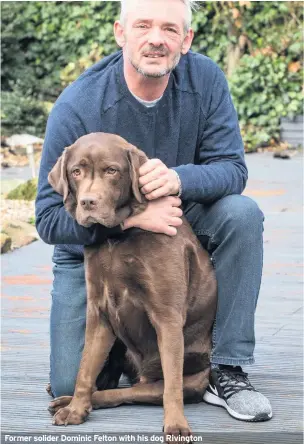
[{"x1": 80, "y1": 196, "x2": 97, "y2": 210}]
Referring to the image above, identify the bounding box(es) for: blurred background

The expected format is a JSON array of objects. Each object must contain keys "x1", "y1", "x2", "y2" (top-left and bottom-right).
[{"x1": 0, "y1": 1, "x2": 303, "y2": 252}]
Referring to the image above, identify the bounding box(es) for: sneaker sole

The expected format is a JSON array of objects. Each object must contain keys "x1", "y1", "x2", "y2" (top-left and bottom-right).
[{"x1": 203, "y1": 391, "x2": 273, "y2": 422}]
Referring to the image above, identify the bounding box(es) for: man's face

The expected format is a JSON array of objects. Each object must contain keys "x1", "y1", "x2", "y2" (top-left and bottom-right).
[{"x1": 115, "y1": 0, "x2": 193, "y2": 78}]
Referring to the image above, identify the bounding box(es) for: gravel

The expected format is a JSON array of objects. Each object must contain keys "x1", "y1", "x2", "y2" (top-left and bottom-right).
[{"x1": 1, "y1": 199, "x2": 35, "y2": 226}]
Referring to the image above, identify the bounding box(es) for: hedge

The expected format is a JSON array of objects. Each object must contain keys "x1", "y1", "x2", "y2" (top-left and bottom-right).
[{"x1": 1, "y1": 1, "x2": 303, "y2": 150}]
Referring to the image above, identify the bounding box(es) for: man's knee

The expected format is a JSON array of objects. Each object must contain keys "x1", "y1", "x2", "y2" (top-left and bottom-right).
[
  {"x1": 50, "y1": 368, "x2": 77, "y2": 398},
  {"x1": 220, "y1": 195, "x2": 264, "y2": 233}
]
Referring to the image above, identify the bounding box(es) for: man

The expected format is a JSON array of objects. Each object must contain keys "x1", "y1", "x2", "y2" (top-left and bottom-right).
[{"x1": 36, "y1": 0, "x2": 272, "y2": 422}]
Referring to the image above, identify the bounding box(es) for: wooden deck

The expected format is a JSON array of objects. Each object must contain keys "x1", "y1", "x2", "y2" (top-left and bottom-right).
[{"x1": 1, "y1": 152, "x2": 303, "y2": 443}]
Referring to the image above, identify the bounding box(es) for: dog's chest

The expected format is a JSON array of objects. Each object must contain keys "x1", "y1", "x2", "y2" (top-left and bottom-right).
[
  {"x1": 104, "y1": 278, "x2": 157, "y2": 357},
  {"x1": 95, "y1": 239, "x2": 157, "y2": 351}
]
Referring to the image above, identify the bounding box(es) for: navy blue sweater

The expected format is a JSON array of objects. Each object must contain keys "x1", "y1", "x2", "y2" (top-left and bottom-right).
[{"x1": 35, "y1": 50, "x2": 247, "y2": 259}]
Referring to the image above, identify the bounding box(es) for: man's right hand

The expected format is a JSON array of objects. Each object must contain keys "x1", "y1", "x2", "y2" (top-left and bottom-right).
[{"x1": 122, "y1": 196, "x2": 183, "y2": 236}]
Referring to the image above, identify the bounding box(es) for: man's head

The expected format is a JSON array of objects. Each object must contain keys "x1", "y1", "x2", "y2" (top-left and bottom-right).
[{"x1": 114, "y1": 0, "x2": 195, "y2": 78}]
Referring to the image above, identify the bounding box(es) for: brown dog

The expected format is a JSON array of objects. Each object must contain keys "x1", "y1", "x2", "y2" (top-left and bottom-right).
[{"x1": 48, "y1": 132, "x2": 217, "y2": 437}]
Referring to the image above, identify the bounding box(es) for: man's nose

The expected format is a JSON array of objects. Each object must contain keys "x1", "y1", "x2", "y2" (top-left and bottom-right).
[
  {"x1": 148, "y1": 27, "x2": 165, "y2": 47},
  {"x1": 80, "y1": 195, "x2": 97, "y2": 210}
]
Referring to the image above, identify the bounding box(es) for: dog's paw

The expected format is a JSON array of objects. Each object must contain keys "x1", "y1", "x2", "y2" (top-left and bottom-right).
[
  {"x1": 163, "y1": 417, "x2": 192, "y2": 442},
  {"x1": 52, "y1": 403, "x2": 91, "y2": 426},
  {"x1": 48, "y1": 396, "x2": 73, "y2": 414}
]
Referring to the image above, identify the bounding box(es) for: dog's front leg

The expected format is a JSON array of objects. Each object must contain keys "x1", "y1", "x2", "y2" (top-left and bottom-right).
[
  {"x1": 52, "y1": 286, "x2": 116, "y2": 426},
  {"x1": 150, "y1": 310, "x2": 191, "y2": 438}
]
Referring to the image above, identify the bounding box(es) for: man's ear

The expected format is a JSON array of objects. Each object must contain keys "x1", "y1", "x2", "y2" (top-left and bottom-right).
[
  {"x1": 48, "y1": 146, "x2": 77, "y2": 216},
  {"x1": 181, "y1": 28, "x2": 194, "y2": 55},
  {"x1": 126, "y1": 145, "x2": 148, "y2": 203},
  {"x1": 114, "y1": 20, "x2": 126, "y2": 48}
]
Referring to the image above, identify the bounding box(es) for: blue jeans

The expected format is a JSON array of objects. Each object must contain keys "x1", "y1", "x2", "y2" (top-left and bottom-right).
[{"x1": 50, "y1": 195, "x2": 264, "y2": 397}]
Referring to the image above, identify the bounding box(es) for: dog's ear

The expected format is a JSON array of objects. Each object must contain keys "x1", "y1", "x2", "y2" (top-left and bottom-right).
[
  {"x1": 127, "y1": 145, "x2": 148, "y2": 203},
  {"x1": 48, "y1": 146, "x2": 77, "y2": 215},
  {"x1": 48, "y1": 147, "x2": 69, "y2": 201}
]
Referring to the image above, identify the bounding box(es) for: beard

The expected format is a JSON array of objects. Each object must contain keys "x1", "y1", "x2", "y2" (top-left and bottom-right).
[{"x1": 128, "y1": 47, "x2": 182, "y2": 78}]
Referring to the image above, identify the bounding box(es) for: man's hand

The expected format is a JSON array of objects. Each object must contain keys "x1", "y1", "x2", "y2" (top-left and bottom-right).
[
  {"x1": 122, "y1": 196, "x2": 183, "y2": 236},
  {"x1": 138, "y1": 159, "x2": 179, "y2": 200}
]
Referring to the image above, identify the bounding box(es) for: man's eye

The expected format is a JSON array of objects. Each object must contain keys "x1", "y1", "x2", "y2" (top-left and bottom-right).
[
  {"x1": 107, "y1": 167, "x2": 117, "y2": 175},
  {"x1": 72, "y1": 169, "x2": 81, "y2": 177},
  {"x1": 166, "y1": 27, "x2": 177, "y2": 33},
  {"x1": 137, "y1": 24, "x2": 148, "y2": 29}
]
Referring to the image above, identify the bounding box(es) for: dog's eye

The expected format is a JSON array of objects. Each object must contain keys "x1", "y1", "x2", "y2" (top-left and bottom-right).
[
  {"x1": 106, "y1": 167, "x2": 117, "y2": 175},
  {"x1": 72, "y1": 168, "x2": 81, "y2": 177}
]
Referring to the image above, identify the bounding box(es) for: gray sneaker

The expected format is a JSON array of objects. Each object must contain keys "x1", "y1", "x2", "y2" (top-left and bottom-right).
[{"x1": 203, "y1": 365, "x2": 273, "y2": 422}]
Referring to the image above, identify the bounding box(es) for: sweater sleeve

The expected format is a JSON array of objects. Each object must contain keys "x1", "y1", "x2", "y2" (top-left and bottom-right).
[
  {"x1": 35, "y1": 102, "x2": 122, "y2": 245},
  {"x1": 173, "y1": 66, "x2": 248, "y2": 204}
]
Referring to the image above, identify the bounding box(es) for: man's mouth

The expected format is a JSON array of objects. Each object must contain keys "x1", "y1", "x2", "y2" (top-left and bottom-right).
[{"x1": 143, "y1": 53, "x2": 165, "y2": 58}]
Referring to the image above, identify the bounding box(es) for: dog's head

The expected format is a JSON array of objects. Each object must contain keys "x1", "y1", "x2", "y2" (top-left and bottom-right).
[{"x1": 48, "y1": 132, "x2": 148, "y2": 228}]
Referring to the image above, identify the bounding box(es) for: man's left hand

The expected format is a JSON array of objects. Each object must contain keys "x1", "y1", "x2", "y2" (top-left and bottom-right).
[{"x1": 138, "y1": 159, "x2": 179, "y2": 200}]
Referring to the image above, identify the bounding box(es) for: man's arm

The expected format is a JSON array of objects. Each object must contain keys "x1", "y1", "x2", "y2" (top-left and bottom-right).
[
  {"x1": 173, "y1": 66, "x2": 248, "y2": 204},
  {"x1": 35, "y1": 102, "x2": 121, "y2": 245}
]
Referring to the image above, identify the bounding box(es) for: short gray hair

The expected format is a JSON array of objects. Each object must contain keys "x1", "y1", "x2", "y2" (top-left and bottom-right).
[{"x1": 119, "y1": 0, "x2": 198, "y2": 31}]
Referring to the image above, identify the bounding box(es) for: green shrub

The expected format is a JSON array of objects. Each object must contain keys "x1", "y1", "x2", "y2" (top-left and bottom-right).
[
  {"x1": 28, "y1": 216, "x2": 36, "y2": 226},
  {"x1": 1, "y1": 1, "x2": 120, "y2": 136},
  {"x1": 1, "y1": 90, "x2": 48, "y2": 138},
  {"x1": 1, "y1": 1, "x2": 120, "y2": 102},
  {"x1": 6, "y1": 179, "x2": 38, "y2": 201},
  {"x1": 230, "y1": 53, "x2": 303, "y2": 151}
]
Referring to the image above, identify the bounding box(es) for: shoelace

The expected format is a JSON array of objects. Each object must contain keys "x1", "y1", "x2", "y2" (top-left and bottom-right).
[{"x1": 217, "y1": 367, "x2": 257, "y2": 400}]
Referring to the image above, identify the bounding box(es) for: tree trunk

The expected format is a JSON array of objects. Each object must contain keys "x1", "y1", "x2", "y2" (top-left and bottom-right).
[{"x1": 227, "y1": 23, "x2": 248, "y2": 78}]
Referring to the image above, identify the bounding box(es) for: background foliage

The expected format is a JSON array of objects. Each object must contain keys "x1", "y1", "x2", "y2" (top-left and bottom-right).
[{"x1": 1, "y1": 1, "x2": 303, "y2": 151}]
